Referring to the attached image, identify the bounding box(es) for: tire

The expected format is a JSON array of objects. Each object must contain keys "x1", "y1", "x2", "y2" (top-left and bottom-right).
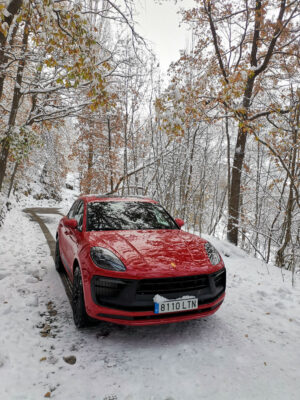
[
  {"x1": 72, "y1": 267, "x2": 89, "y2": 328},
  {"x1": 55, "y1": 239, "x2": 64, "y2": 272}
]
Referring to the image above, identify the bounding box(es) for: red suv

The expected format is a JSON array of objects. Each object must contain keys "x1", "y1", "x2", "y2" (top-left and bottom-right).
[{"x1": 55, "y1": 195, "x2": 226, "y2": 327}]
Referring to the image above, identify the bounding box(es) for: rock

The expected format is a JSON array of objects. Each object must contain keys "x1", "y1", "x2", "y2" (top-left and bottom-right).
[{"x1": 63, "y1": 355, "x2": 76, "y2": 365}]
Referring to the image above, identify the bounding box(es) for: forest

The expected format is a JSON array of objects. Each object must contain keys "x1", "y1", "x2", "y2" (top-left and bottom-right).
[{"x1": 0, "y1": 0, "x2": 299, "y2": 275}]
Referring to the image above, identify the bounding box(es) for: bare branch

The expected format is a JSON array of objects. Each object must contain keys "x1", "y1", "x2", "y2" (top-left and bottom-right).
[
  {"x1": 204, "y1": 0, "x2": 228, "y2": 83},
  {"x1": 252, "y1": 132, "x2": 300, "y2": 208}
]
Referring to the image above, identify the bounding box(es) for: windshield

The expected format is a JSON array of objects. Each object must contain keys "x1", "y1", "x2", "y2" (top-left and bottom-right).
[{"x1": 86, "y1": 201, "x2": 178, "y2": 231}]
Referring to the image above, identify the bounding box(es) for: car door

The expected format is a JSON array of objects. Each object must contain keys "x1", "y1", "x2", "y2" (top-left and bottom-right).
[
  {"x1": 59, "y1": 200, "x2": 79, "y2": 276},
  {"x1": 64, "y1": 200, "x2": 85, "y2": 278}
]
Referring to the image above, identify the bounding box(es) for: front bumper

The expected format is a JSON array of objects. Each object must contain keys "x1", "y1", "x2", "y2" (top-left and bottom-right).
[{"x1": 84, "y1": 268, "x2": 226, "y2": 326}]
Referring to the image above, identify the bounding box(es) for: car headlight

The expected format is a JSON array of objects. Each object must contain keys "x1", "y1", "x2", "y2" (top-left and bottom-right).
[
  {"x1": 90, "y1": 247, "x2": 126, "y2": 271},
  {"x1": 205, "y1": 242, "x2": 221, "y2": 265}
]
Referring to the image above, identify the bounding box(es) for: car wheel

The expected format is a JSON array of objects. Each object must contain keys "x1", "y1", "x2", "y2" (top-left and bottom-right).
[
  {"x1": 72, "y1": 267, "x2": 89, "y2": 328},
  {"x1": 55, "y1": 238, "x2": 64, "y2": 272}
]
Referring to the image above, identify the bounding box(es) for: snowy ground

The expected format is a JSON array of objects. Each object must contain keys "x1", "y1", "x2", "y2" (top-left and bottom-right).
[{"x1": 0, "y1": 203, "x2": 300, "y2": 400}]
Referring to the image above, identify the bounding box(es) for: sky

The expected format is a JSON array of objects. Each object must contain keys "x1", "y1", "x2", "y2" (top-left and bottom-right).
[{"x1": 135, "y1": 0, "x2": 195, "y2": 74}]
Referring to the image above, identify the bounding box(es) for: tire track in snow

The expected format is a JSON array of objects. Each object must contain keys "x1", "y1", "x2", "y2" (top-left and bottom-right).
[{"x1": 23, "y1": 207, "x2": 73, "y2": 302}]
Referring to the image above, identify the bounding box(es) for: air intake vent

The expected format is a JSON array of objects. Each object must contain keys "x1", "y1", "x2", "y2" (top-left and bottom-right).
[
  {"x1": 137, "y1": 275, "x2": 209, "y2": 295},
  {"x1": 93, "y1": 277, "x2": 127, "y2": 297}
]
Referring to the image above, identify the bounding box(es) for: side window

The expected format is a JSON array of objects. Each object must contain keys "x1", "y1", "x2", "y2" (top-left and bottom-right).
[
  {"x1": 74, "y1": 201, "x2": 84, "y2": 231},
  {"x1": 67, "y1": 200, "x2": 79, "y2": 219}
]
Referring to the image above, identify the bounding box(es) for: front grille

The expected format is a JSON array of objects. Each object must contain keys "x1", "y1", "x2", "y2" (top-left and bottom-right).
[
  {"x1": 136, "y1": 275, "x2": 209, "y2": 295},
  {"x1": 91, "y1": 268, "x2": 226, "y2": 312}
]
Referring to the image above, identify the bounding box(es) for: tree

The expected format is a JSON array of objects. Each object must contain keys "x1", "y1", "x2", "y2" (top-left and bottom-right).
[
  {"x1": 178, "y1": 0, "x2": 300, "y2": 244},
  {"x1": 0, "y1": 0, "x2": 144, "y2": 194},
  {"x1": 67, "y1": 0, "x2": 154, "y2": 196}
]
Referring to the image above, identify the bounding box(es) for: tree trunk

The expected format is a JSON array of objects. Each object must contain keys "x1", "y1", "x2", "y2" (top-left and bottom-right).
[
  {"x1": 0, "y1": 21, "x2": 29, "y2": 192},
  {"x1": 107, "y1": 117, "x2": 114, "y2": 193},
  {"x1": 227, "y1": 125, "x2": 248, "y2": 244},
  {"x1": 7, "y1": 161, "x2": 18, "y2": 197},
  {"x1": 276, "y1": 103, "x2": 299, "y2": 269},
  {"x1": 276, "y1": 182, "x2": 294, "y2": 268},
  {"x1": 227, "y1": 76, "x2": 255, "y2": 244},
  {"x1": 225, "y1": 114, "x2": 231, "y2": 213},
  {"x1": 0, "y1": 19, "x2": 19, "y2": 99},
  {"x1": 0, "y1": 0, "x2": 22, "y2": 76},
  {"x1": 87, "y1": 134, "x2": 94, "y2": 194},
  {"x1": 266, "y1": 174, "x2": 287, "y2": 264}
]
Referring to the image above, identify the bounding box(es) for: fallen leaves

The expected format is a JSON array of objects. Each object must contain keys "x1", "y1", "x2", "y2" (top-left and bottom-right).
[
  {"x1": 47, "y1": 301, "x2": 57, "y2": 317},
  {"x1": 40, "y1": 323, "x2": 51, "y2": 337},
  {"x1": 39, "y1": 301, "x2": 59, "y2": 337}
]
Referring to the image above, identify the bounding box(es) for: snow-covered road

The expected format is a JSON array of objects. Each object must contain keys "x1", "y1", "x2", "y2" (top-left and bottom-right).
[{"x1": 0, "y1": 206, "x2": 299, "y2": 400}]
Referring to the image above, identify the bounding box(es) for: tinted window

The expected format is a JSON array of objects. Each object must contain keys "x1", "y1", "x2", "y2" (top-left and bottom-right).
[
  {"x1": 74, "y1": 201, "x2": 84, "y2": 231},
  {"x1": 68, "y1": 200, "x2": 79, "y2": 219},
  {"x1": 86, "y1": 202, "x2": 178, "y2": 231}
]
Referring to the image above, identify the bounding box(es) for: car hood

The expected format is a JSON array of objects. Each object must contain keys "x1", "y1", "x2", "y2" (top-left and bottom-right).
[{"x1": 86, "y1": 229, "x2": 219, "y2": 278}]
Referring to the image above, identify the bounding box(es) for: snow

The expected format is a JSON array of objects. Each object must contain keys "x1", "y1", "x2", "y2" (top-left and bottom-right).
[
  {"x1": 153, "y1": 294, "x2": 169, "y2": 303},
  {"x1": 153, "y1": 294, "x2": 196, "y2": 303},
  {"x1": 3, "y1": 9, "x2": 11, "y2": 18},
  {"x1": 1, "y1": 21, "x2": 8, "y2": 31},
  {"x1": 235, "y1": 145, "x2": 242, "y2": 154},
  {"x1": 0, "y1": 204, "x2": 300, "y2": 400}
]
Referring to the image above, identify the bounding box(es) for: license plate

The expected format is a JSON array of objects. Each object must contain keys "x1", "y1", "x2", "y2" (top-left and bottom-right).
[{"x1": 154, "y1": 298, "x2": 198, "y2": 314}]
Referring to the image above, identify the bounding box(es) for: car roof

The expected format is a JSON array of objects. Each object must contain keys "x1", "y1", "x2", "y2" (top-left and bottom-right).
[{"x1": 78, "y1": 195, "x2": 158, "y2": 204}]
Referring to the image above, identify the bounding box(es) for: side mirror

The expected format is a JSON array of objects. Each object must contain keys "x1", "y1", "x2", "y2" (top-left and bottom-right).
[
  {"x1": 64, "y1": 218, "x2": 78, "y2": 229},
  {"x1": 175, "y1": 218, "x2": 184, "y2": 229}
]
